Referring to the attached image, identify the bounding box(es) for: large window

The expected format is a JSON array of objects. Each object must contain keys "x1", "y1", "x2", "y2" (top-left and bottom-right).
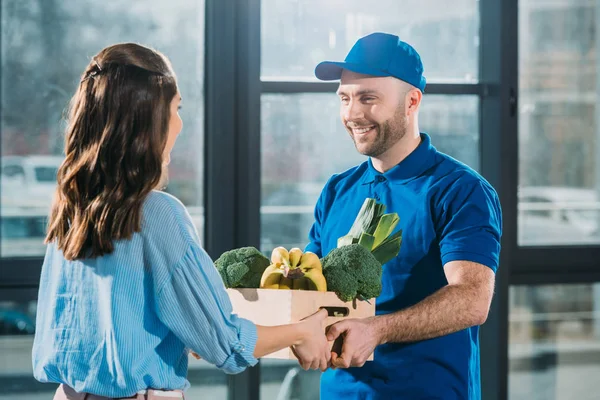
[
  {"x1": 1, "y1": 0, "x2": 205, "y2": 259},
  {"x1": 5, "y1": 0, "x2": 600, "y2": 399},
  {"x1": 261, "y1": 94, "x2": 479, "y2": 253},
  {"x1": 259, "y1": 1, "x2": 481, "y2": 394},
  {"x1": 511, "y1": 1, "x2": 600, "y2": 399},
  {"x1": 0, "y1": 0, "x2": 212, "y2": 398},
  {"x1": 518, "y1": 0, "x2": 600, "y2": 247},
  {"x1": 261, "y1": 0, "x2": 479, "y2": 82},
  {"x1": 509, "y1": 284, "x2": 600, "y2": 400}
]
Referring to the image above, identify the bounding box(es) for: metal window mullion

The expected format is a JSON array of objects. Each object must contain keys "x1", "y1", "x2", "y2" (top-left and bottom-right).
[
  {"x1": 204, "y1": 0, "x2": 259, "y2": 398},
  {"x1": 0, "y1": 286, "x2": 39, "y2": 302},
  {"x1": 204, "y1": 0, "x2": 237, "y2": 260},
  {"x1": 261, "y1": 80, "x2": 490, "y2": 96},
  {"x1": 515, "y1": 246, "x2": 600, "y2": 270},
  {"x1": 479, "y1": 0, "x2": 517, "y2": 397},
  {"x1": 204, "y1": 0, "x2": 262, "y2": 399},
  {"x1": 231, "y1": 0, "x2": 262, "y2": 396},
  {"x1": 0, "y1": 258, "x2": 45, "y2": 287},
  {"x1": 511, "y1": 270, "x2": 600, "y2": 286}
]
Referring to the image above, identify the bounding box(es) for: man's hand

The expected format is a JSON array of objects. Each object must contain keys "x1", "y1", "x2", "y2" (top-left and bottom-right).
[
  {"x1": 326, "y1": 317, "x2": 381, "y2": 368},
  {"x1": 326, "y1": 261, "x2": 495, "y2": 349},
  {"x1": 291, "y1": 309, "x2": 331, "y2": 371}
]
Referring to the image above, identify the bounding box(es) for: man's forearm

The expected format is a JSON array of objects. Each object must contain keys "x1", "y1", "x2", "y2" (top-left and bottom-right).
[{"x1": 374, "y1": 284, "x2": 489, "y2": 344}]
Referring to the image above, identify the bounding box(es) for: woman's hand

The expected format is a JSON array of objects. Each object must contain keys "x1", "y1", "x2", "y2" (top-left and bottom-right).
[{"x1": 291, "y1": 309, "x2": 331, "y2": 371}]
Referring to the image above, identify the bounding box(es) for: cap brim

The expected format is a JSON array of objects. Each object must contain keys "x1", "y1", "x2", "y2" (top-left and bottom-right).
[{"x1": 314, "y1": 61, "x2": 390, "y2": 81}]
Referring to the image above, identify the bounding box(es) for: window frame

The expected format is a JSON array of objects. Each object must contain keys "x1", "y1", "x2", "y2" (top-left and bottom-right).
[
  {"x1": 511, "y1": 0, "x2": 600, "y2": 283},
  {"x1": 203, "y1": 0, "x2": 262, "y2": 399},
  {"x1": 5, "y1": 0, "x2": 600, "y2": 399},
  {"x1": 247, "y1": 1, "x2": 514, "y2": 399}
]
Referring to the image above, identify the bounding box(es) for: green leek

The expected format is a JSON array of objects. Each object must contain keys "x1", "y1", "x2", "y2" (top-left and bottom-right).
[{"x1": 337, "y1": 198, "x2": 403, "y2": 265}]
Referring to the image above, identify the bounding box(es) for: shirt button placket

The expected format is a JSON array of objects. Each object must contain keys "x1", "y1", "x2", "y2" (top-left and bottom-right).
[{"x1": 373, "y1": 175, "x2": 385, "y2": 201}]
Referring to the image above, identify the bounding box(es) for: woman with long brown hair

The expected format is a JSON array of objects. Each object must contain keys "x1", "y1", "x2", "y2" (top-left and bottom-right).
[{"x1": 32, "y1": 43, "x2": 330, "y2": 400}]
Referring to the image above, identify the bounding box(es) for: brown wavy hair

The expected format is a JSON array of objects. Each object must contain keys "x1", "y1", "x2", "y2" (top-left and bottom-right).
[{"x1": 45, "y1": 43, "x2": 178, "y2": 260}]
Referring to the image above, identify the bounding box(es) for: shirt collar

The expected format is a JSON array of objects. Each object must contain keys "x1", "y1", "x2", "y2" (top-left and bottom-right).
[{"x1": 361, "y1": 133, "x2": 437, "y2": 185}]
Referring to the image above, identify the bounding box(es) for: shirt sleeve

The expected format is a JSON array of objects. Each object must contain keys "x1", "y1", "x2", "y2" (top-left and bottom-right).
[
  {"x1": 305, "y1": 185, "x2": 327, "y2": 258},
  {"x1": 436, "y1": 181, "x2": 503, "y2": 272},
  {"x1": 155, "y1": 242, "x2": 258, "y2": 374}
]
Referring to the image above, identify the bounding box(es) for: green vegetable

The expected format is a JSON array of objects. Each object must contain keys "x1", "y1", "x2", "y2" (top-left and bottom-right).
[
  {"x1": 322, "y1": 244, "x2": 382, "y2": 302},
  {"x1": 214, "y1": 247, "x2": 271, "y2": 288},
  {"x1": 337, "y1": 199, "x2": 386, "y2": 247},
  {"x1": 337, "y1": 198, "x2": 402, "y2": 265},
  {"x1": 321, "y1": 198, "x2": 402, "y2": 302}
]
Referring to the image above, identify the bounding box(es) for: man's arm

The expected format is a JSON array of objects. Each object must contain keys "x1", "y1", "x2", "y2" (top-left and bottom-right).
[
  {"x1": 305, "y1": 183, "x2": 330, "y2": 258},
  {"x1": 327, "y1": 260, "x2": 495, "y2": 368},
  {"x1": 374, "y1": 260, "x2": 495, "y2": 344},
  {"x1": 374, "y1": 179, "x2": 501, "y2": 343}
]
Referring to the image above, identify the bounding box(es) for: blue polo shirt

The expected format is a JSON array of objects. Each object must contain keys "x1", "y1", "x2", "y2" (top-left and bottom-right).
[{"x1": 305, "y1": 133, "x2": 502, "y2": 400}]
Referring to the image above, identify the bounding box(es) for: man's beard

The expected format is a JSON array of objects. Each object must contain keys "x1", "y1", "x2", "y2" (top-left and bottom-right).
[{"x1": 349, "y1": 106, "x2": 408, "y2": 158}]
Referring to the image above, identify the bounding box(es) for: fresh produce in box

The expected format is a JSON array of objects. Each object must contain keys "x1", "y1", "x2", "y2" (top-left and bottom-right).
[
  {"x1": 322, "y1": 198, "x2": 403, "y2": 302},
  {"x1": 214, "y1": 246, "x2": 270, "y2": 288},
  {"x1": 212, "y1": 198, "x2": 400, "y2": 304},
  {"x1": 260, "y1": 247, "x2": 327, "y2": 291},
  {"x1": 321, "y1": 243, "x2": 382, "y2": 302}
]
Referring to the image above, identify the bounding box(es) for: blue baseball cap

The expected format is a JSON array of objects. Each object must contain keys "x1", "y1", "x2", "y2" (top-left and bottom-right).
[{"x1": 315, "y1": 32, "x2": 427, "y2": 92}]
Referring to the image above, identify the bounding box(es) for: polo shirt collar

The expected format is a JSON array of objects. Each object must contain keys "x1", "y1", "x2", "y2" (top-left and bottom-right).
[{"x1": 361, "y1": 133, "x2": 437, "y2": 185}]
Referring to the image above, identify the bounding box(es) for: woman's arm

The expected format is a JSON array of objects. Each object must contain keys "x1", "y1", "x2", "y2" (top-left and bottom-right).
[
  {"x1": 155, "y1": 243, "x2": 330, "y2": 373},
  {"x1": 254, "y1": 309, "x2": 330, "y2": 370}
]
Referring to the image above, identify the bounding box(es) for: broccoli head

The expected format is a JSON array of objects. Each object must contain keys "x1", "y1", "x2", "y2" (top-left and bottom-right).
[
  {"x1": 321, "y1": 244, "x2": 382, "y2": 302},
  {"x1": 214, "y1": 246, "x2": 271, "y2": 288}
]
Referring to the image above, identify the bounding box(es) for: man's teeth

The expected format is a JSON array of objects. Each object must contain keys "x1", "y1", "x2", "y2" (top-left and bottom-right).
[{"x1": 352, "y1": 126, "x2": 374, "y2": 134}]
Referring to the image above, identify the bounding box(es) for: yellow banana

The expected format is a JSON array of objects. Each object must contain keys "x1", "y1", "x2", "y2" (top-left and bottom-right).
[
  {"x1": 293, "y1": 277, "x2": 308, "y2": 290},
  {"x1": 299, "y1": 252, "x2": 321, "y2": 271},
  {"x1": 289, "y1": 248, "x2": 303, "y2": 268},
  {"x1": 279, "y1": 277, "x2": 294, "y2": 289},
  {"x1": 260, "y1": 246, "x2": 327, "y2": 292},
  {"x1": 271, "y1": 247, "x2": 289, "y2": 266},
  {"x1": 304, "y1": 269, "x2": 327, "y2": 292},
  {"x1": 259, "y1": 265, "x2": 285, "y2": 288},
  {"x1": 259, "y1": 258, "x2": 297, "y2": 290}
]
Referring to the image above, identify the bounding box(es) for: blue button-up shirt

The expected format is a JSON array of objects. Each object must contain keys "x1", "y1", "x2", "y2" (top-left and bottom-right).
[{"x1": 32, "y1": 191, "x2": 258, "y2": 398}]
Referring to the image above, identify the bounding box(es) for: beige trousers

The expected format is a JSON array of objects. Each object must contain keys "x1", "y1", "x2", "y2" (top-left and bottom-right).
[{"x1": 54, "y1": 384, "x2": 185, "y2": 400}]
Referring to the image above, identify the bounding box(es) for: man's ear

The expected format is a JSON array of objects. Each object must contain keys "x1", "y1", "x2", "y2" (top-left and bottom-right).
[{"x1": 405, "y1": 88, "x2": 422, "y2": 116}]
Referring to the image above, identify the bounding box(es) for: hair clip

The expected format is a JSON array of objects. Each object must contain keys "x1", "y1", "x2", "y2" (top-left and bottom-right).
[{"x1": 81, "y1": 59, "x2": 103, "y2": 83}]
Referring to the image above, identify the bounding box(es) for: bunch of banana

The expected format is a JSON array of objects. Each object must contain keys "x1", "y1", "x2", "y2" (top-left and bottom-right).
[{"x1": 259, "y1": 247, "x2": 327, "y2": 291}]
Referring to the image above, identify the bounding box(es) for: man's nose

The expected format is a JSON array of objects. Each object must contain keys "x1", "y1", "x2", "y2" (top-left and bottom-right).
[{"x1": 343, "y1": 100, "x2": 364, "y2": 122}]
